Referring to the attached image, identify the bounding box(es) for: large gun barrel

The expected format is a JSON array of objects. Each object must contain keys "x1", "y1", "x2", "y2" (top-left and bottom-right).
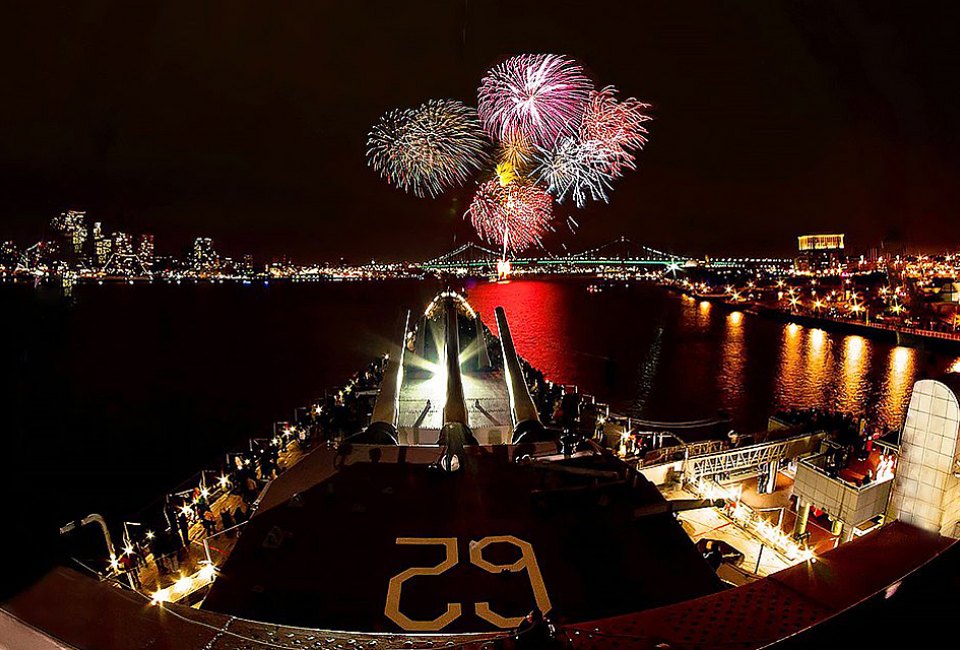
[
  {"x1": 438, "y1": 298, "x2": 477, "y2": 462},
  {"x1": 495, "y1": 306, "x2": 546, "y2": 443},
  {"x1": 369, "y1": 310, "x2": 409, "y2": 428},
  {"x1": 356, "y1": 311, "x2": 409, "y2": 445},
  {"x1": 442, "y1": 298, "x2": 469, "y2": 426},
  {"x1": 474, "y1": 313, "x2": 493, "y2": 371}
]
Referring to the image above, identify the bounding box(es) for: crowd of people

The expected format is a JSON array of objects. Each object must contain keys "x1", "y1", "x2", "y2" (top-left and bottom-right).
[
  {"x1": 115, "y1": 357, "x2": 387, "y2": 588},
  {"x1": 523, "y1": 362, "x2": 587, "y2": 431},
  {"x1": 776, "y1": 406, "x2": 900, "y2": 487}
]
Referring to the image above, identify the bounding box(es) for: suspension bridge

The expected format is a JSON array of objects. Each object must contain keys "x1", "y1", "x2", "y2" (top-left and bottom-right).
[{"x1": 420, "y1": 236, "x2": 690, "y2": 273}]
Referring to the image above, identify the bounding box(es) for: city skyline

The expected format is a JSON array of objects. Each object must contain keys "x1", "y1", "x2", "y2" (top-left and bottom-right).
[
  {"x1": 1, "y1": 3, "x2": 959, "y2": 260},
  {"x1": 4, "y1": 206, "x2": 959, "y2": 274}
]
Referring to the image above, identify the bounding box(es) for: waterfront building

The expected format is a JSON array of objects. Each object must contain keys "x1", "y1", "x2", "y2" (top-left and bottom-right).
[
  {"x1": 796, "y1": 233, "x2": 845, "y2": 272},
  {"x1": 138, "y1": 234, "x2": 155, "y2": 270},
  {"x1": 113, "y1": 232, "x2": 134, "y2": 257},
  {"x1": 190, "y1": 237, "x2": 219, "y2": 275},
  {"x1": 240, "y1": 253, "x2": 255, "y2": 276},
  {"x1": 102, "y1": 232, "x2": 151, "y2": 277},
  {"x1": 51, "y1": 211, "x2": 87, "y2": 249},
  {"x1": 0, "y1": 240, "x2": 19, "y2": 269},
  {"x1": 95, "y1": 237, "x2": 112, "y2": 268}
]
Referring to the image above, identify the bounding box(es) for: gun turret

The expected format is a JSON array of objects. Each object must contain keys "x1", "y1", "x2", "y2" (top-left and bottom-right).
[{"x1": 495, "y1": 306, "x2": 548, "y2": 443}]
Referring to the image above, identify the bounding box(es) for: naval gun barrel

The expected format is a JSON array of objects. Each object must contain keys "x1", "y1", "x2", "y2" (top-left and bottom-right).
[
  {"x1": 438, "y1": 297, "x2": 477, "y2": 462},
  {"x1": 442, "y1": 298, "x2": 469, "y2": 426},
  {"x1": 370, "y1": 311, "x2": 410, "y2": 426},
  {"x1": 357, "y1": 311, "x2": 409, "y2": 445},
  {"x1": 495, "y1": 306, "x2": 546, "y2": 443}
]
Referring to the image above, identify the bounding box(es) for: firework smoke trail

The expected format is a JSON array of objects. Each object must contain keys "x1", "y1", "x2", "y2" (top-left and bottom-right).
[
  {"x1": 366, "y1": 99, "x2": 489, "y2": 198},
  {"x1": 465, "y1": 179, "x2": 553, "y2": 254},
  {"x1": 478, "y1": 54, "x2": 593, "y2": 149}
]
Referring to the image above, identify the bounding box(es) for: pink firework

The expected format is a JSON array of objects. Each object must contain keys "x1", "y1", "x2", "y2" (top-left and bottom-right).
[
  {"x1": 466, "y1": 179, "x2": 553, "y2": 254},
  {"x1": 478, "y1": 54, "x2": 593, "y2": 149},
  {"x1": 580, "y1": 86, "x2": 651, "y2": 176}
]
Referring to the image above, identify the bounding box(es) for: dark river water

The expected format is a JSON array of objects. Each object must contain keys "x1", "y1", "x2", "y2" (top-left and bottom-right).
[{"x1": 6, "y1": 277, "x2": 958, "y2": 537}]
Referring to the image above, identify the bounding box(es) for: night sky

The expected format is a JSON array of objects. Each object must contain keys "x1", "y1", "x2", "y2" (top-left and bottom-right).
[{"x1": 1, "y1": 1, "x2": 959, "y2": 261}]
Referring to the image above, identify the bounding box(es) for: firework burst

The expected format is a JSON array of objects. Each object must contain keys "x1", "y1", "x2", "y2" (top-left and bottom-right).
[
  {"x1": 368, "y1": 55, "x2": 651, "y2": 252},
  {"x1": 535, "y1": 138, "x2": 616, "y2": 207},
  {"x1": 466, "y1": 179, "x2": 553, "y2": 254},
  {"x1": 366, "y1": 99, "x2": 489, "y2": 198},
  {"x1": 536, "y1": 86, "x2": 651, "y2": 207},
  {"x1": 580, "y1": 86, "x2": 651, "y2": 176},
  {"x1": 497, "y1": 130, "x2": 534, "y2": 170},
  {"x1": 478, "y1": 54, "x2": 593, "y2": 149}
]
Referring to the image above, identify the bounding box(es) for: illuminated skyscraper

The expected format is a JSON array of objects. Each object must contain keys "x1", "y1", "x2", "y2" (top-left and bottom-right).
[
  {"x1": 191, "y1": 237, "x2": 219, "y2": 275},
  {"x1": 95, "y1": 238, "x2": 112, "y2": 267},
  {"x1": 240, "y1": 254, "x2": 255, "y2": 277},
  {"x1": 103, "y1": 232, "x2": 150, "y2": 276},
  {"x1": 0, "y1": 241, "x2": 19, "y2": 269},
  {"x1": 113, "y1": 232, "x2": 134, "y2": 256},
  {"x1": 138, "y1": 234, "x2": 155, "y2": 270},
  {"x1": 51, "y1": 210, "x2": 88, "y2": 256}
]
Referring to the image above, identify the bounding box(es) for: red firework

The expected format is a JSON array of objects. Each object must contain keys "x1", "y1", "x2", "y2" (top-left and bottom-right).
[
  {"x1": 579, "y1": 86, "x2": 651, "y2": 176},
  {"x1": 466, "y1": 179, "x2": 553, "y2": 254}
]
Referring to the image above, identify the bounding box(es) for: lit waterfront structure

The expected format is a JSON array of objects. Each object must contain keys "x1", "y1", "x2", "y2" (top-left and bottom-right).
[
  {"x1": 94, "y1": 237, "x2": 112, "y2": 267},
  {"x1": 796, "y1": 232, "x2": 845, "y2": 272},
  {"x1": 239, "y1": 253, "x2": 254, "y2": 276},
  {"x1": 137, "y1": 234, "x2": 155, "y2": 270},
  {"x1": 190, "y1": 236, "x2": 220, "y2": 276},
  {"x1": 419, "y1": 236, "x2": 696, "y2": 277},
  {"x1": 7, "y1": 211, "x2": 960, "y2": 304},
  {"x1": 798, "y1": 233, "x2": 845, "y2": 251},
  {"x1": 15, "y1": 240, "x2": 57, "y2": 275},
  {"x1": 113, "y1": 232, "x2": 134, "y2": 257},
  {"x1": 51, "y1": 210, "x2": 88, "y2": 255},
  {"x1": 0, "y1": 240, "x2": 19, "y2": 271},
  {"x1": 662, "y1": 239, "x2": 960, "y2": 351},
  {"x1": 99, "y1": 231, "x2": 153, "y2": 278}
]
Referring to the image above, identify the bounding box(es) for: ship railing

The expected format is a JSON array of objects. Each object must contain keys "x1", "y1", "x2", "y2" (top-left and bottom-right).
[
  {"x1": 200, "y1": 521, "x2": 249, "y2": 571},
  {"x1": 57, "y1": 355, "x2": 390, "y2": 604},
  {"x1": 63, "y1": 399, "x2": 366, "y2": 586}
]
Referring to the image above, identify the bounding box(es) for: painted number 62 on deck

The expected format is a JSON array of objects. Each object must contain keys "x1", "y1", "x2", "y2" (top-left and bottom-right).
[{"x1": 384, "y1": 536, "x2": 552, "y2": 631}]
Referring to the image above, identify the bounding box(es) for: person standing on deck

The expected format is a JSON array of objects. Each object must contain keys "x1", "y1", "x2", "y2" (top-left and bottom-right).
[{"x1": 177, "y1": 509, "x2": 190, "y2": 547}]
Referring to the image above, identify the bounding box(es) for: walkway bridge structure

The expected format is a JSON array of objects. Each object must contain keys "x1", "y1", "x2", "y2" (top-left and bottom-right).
[
  {"x1": 682, "y1": 430, "x2": 827, "y2": 484},
  {"x1": 420, "y1": 236, "x2": 690, "y2": 274}
]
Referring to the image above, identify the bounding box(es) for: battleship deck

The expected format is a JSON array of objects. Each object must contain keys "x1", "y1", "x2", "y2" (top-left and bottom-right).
[
  {"x1": 202, "y1": 441, "x2": 724, "y2": 632},
  {"x1": 396, "y1": 369, "x2": 512, "y2": 444},
  {"x1": 4, "y1": 521, "x2": 953, "y2": 649}
]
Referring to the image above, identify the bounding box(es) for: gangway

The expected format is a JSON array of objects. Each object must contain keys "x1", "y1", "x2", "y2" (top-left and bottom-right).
[{"x1": 683, "y1": 431, "x2": 826, "y2": 483}]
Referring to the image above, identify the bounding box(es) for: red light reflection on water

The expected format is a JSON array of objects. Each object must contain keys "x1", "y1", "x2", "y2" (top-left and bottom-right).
[
  {"x1": 465, "y1": 279, "x2": 576, "y2": 384},
  {"x1": 463, "y1": 278, "x2": 960, "y2": 431}
]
